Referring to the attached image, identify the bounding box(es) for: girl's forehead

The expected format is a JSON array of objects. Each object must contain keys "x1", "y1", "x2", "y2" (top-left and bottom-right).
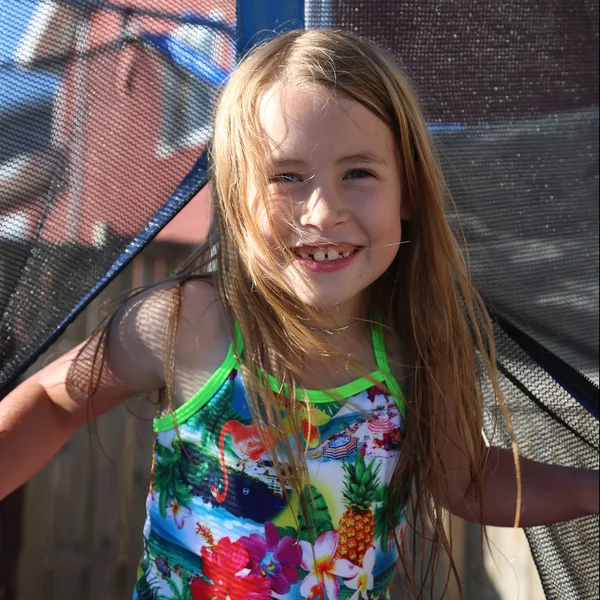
[{"x1": 257, "y1": 83, "x2": 396, "y2": 162}]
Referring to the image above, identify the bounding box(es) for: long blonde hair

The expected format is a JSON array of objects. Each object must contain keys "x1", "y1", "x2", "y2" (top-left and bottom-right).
[{"x1": 82, "y1": 29, "x2": 518, "y2": 598}]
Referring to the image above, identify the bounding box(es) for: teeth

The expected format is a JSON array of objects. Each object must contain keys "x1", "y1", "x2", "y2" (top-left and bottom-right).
[{"x1": 294, "y1": 247, "x2": 356, "y2": 261}]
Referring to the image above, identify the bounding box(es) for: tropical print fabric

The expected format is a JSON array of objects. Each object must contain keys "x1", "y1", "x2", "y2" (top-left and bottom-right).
[{"x1": 134, "y1": 364, "x2": 406, "y2": 600}]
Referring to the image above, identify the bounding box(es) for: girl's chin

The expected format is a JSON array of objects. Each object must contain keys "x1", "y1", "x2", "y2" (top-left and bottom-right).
[
  {"x1": 290, "y1": 287, "x2": 366, "y2": 312},
  {"x1": 279, "y1": 266, "x2": 371, "y2": 312}
]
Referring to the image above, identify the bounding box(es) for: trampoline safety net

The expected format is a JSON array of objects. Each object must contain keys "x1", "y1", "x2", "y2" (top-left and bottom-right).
[{"x1": 0, "y1": 1, "x2": 598, "y2": 599}]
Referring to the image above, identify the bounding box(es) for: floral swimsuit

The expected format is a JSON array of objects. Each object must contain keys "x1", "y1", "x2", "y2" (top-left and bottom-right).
[{"x1": 134, "y1": 322, "x2": 407, "y2": 600}]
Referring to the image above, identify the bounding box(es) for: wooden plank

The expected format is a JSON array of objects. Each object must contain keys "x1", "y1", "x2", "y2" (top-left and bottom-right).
[
  {"x1": 82, "y1": 254, "x2": 128, "y2": 600},
  {"x1": 15, "y1": 462, "x2": 55, "y2": 599},
  {"x1": 86, "y1": 406, "x2": 127, "y2": 600},
  {"x1": 154, "y1": 256, "x2": 167, "y2": 281},
  {"x1": 38, "y1": 279, "x2": 107, "y2": 599},
  {"x1": 118, "y1": 397, "x2": 154, "y2": 599},
  {"x1": 15, "y1": 248, "x2": 191, "y2": 600},
  {"x1": 46, "y1": 424, "x2": 93, "y2": 599}
]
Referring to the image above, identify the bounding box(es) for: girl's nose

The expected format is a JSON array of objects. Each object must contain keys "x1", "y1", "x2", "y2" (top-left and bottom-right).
[{"x1": 299, "y1": 182, "x2": 348, "y2": 230}]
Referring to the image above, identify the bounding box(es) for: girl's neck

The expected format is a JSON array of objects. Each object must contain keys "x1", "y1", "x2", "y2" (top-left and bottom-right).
[
  {"x1": 296, "y1": 322, "x2": 376, "y2": 390},
  {"x1": 301, "y1": 291, "x2": 368, "y2": 333},
  {"x1": 297, "y1": 299, "x2": 376, "y2": 390}
]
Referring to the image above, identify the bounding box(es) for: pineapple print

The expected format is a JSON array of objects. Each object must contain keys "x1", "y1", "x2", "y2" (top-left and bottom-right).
[{"x1": 336, "y1": 452, "x2": 381, "y2": 566}]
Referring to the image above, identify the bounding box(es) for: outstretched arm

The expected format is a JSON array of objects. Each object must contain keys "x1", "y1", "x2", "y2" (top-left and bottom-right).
[
  {"x1": 434, "y1": 382, "x2": 599, "y2": 527},
  {"x1": 0, "y1": 278, "x2": 223, "y2": 501},
  {"x1": 448, "y1": 446, "x2": 599, "y2": 527},
  {"x1": 0, "y1": 286, "x2": 170, "y2": 500}
]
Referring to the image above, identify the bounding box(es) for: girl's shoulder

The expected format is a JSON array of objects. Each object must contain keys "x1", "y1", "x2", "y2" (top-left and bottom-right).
[
  {"x1": 32, "y1": 278, "x2": 230, "y2": 429},
  {"x1": 162, "y1": 278, "x2": 232, "y2": 407},
  {"x1": 125, "y1": 277, "x2": 228, "y2": 352},
  {"x1": 89, "y1": 277, "x2": 229, "y2": 405}
]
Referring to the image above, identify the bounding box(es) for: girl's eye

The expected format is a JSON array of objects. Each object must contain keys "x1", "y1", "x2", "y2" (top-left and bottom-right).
[
  {"x1": 344, "y1": 169, "x2": 375, "y2": 180},
  {"x1": 269, "y1": 173, "x2": 303, "y2": 184}
]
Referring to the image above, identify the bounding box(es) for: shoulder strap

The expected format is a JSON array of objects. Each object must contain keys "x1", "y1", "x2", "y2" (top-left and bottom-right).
[
  {"x1": 371, "y1": 321, "x2": 407, "y2": 418},
  {"x1": 233, "y1": 320, "x2": 244, "y2": 359}
]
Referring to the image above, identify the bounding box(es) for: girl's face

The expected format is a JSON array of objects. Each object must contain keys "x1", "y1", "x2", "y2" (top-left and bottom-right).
[{"x1": 250, "y1": 84, "x2": 407, "y2": 318}]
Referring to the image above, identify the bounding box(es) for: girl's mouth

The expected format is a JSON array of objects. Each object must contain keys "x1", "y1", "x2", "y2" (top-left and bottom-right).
[
  {"x1": 291, "y1": 245, "x2": 361, "y2": 262},
  {"x1": 290, "y1": 245, "x2": 362, "y2": 272}
]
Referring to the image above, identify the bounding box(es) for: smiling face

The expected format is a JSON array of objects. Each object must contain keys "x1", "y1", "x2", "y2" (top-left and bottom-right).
[{"x1": 249, "y1": 84, "x2": 406, "y2": 321}]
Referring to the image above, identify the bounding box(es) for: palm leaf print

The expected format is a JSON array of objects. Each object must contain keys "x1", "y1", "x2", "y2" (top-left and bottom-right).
[
  {"x1": 135, "y1": 551, "x2": 163, "y2": 600},
  {"x1": 153, "y1": 439, "x2": 193, "y2": 517},
  {"x1": 314, "y1": 400, "x2": 343, "y2": 418},
  {"x1": 163, "y1": 578, "x2": 193, "y2": 600},
  {"x1": 297, "y1": 484, "x2": 334, "y2": 543},
  {"x1": 374, "y1": 479, "x2": 408, "y2": 552}
]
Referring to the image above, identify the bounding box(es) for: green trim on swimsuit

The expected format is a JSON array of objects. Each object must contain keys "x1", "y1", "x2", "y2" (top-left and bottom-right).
[
  {"x1": 264, "y1": 370, "x2": 387, "y2": 404},
  {"x1": 371, "y1": 322, "x2": 407, "y2": 418},
  {"x1": 153, "y1": 344, "x2": 237, "y2": 433},
  {"x1": 154, "y1": 319, "x2": 406, "y2": 432}
]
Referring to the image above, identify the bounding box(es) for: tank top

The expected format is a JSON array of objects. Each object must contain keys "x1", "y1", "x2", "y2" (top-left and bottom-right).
[{"x1": 134, "y1": 321, "x2": 407, "y2": 600}]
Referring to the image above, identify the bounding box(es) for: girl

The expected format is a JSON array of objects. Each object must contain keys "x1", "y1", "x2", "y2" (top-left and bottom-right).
[{"x1": 0, "y1": 29, "x2": 597, "y2": 600}]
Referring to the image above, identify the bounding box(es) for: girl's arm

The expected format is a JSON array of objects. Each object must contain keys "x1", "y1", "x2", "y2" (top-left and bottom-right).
[
  {"x1": 0, "y1": 285, "x2": 177, "y2": 500},
  {"x1": 0, "y1": 279, "x2": 221, "y2": 500},
  {"x1": 0, "y1": 349, "x2": 128, "y2": 499},
  {"x1": 433, "y1": 387, "x2": 599, "y2": 527},
  {"x1": 448, "y1": 446, "x2": 599, "y2": 527}
]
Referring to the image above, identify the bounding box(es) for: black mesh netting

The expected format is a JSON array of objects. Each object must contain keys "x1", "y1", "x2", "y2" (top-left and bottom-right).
[
  {"x1": 0, "y1": 0, "x2": 235, "y2": 390},
  {"x1": 1, "y1": 1, "x2": 598, "y2": 599}
]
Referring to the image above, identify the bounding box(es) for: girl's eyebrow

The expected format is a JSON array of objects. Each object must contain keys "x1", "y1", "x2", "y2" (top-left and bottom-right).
[
  {"x1": 270, "y1": 151, "x2": 387, "y2": 169},
  {"x1": 270, "y1": 157, "x2": 307, "y2": 169},
  {"x1": 337, "y1": 151, "x2": 387, "y2": 166}
]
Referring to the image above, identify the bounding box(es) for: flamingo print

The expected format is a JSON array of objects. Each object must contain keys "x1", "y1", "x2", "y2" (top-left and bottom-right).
[{"x1": 210, "y1": 420, "x2": 269, "y2": 503}]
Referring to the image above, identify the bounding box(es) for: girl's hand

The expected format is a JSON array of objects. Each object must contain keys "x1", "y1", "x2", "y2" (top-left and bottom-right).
[{"x1": 585, "y1": 470, "x2": 600, "y2": 515}]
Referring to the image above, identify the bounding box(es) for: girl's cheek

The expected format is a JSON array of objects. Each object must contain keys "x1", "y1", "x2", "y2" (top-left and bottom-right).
[
  {"x1": 258, "y1": 194, "x2": 296, "y2": 239},
  {"x1": 247, "y1": 192, "x2": 273, "y2": 236},
  {"x1": 246, "y1": 196, "x2": 296, "y2": 270}
]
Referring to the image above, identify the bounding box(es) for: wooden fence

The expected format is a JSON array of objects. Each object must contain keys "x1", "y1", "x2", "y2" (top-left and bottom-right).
[{"x1": 10, "y1": 242, "x2": 545, "y2": 600}]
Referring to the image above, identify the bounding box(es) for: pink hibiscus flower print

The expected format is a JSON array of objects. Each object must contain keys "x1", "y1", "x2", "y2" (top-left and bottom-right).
[
  {"x1": 240, "y1": 521, "x2": 302, "y2": 594},
  {"x1": 190, "y1": 537, "x2": 271, "y2": 600},
  {"x1": 299, "y1": 530, "x2": 359, "y2": 600},
  {"x1": 166, "y1": 501, "x2": 191, "y2": 529}
]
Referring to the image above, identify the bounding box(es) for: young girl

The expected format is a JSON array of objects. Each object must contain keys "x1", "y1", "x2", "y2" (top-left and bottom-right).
[{"x1": 0, "y1": 29, "x2": 597, "y2": 600}]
